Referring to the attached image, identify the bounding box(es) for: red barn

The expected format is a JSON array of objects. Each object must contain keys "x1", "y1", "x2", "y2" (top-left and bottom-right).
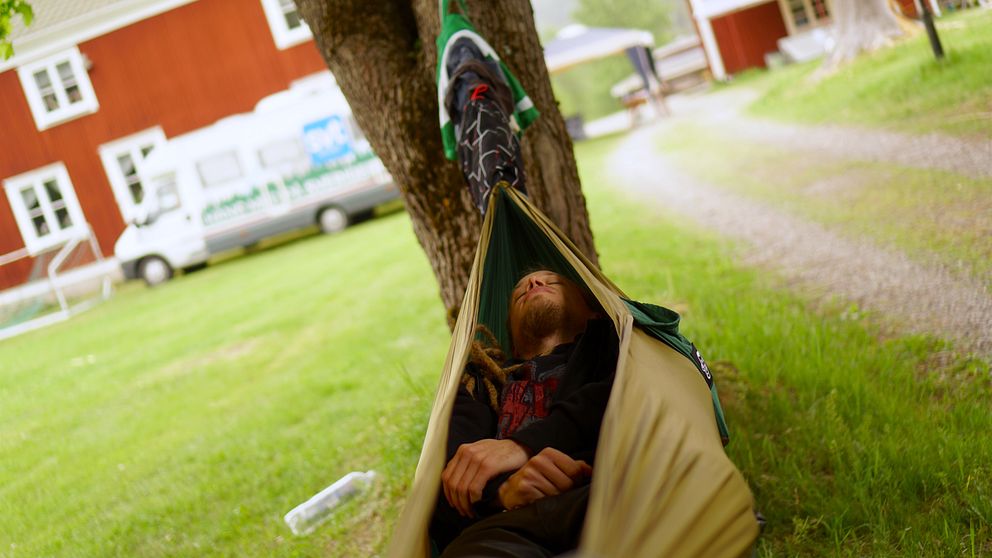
[
  {"x1": 686, "y1": 0, "x2": 821, "y2": 79},
  {"x1": 686, "y1": 0, "x2": 943, "y2": 79},
  {"x1": 0, "y1": 0, "x2": 327, "y2": 291},
  {"x1": 891, "y1": 0, "x2": 944, "y2": 18}
]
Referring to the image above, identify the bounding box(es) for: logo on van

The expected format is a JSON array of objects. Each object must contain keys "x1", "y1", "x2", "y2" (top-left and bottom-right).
[{"x1": 303, "y1": 116, "x2": 353, "y2": 166}]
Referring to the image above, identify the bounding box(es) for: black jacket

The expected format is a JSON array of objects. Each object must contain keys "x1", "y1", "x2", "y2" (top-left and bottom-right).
[{"x1": 430, "y1": 318, "x2": 619, "y2": 550}]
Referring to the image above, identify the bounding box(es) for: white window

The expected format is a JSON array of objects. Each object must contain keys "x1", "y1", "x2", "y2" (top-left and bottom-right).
[
  {"x1": 779, "y1": 0, "x2": 833, "y2": 33},
  {"x1": 197, "y1": 152, "x2": 243, "y2": 187},
  {"x1": 259, "y1": 138, "x2": 306, "y2": 168},
  {"x1": 260, "y1": 0, "x2": 313, "y2": 50},
  {"x1": 150, "y1": 173, "x2": 182, "y2": 214},
  {"x1": 98, "y1": 127, "x2": 167, "y2": 223},
  {"x1": 3, "y1": 163, "x2": 87, "y2": 254},
  {"x1": 17, "y1": 46, "x2": 99, "y2": 131}
]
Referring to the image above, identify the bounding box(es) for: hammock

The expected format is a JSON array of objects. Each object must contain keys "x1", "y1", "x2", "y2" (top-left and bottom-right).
[{"x1": 386, "y1": 186, "x2": 759, "y2": 557}]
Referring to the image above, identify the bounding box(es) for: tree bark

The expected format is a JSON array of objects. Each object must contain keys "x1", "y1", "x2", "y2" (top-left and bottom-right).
[
  {"x1": 825, "y1": 0, "x2": 905, "y2": 70},
  {"x1": 295, "y1": 0, "x2": 598, "y2": 318}
]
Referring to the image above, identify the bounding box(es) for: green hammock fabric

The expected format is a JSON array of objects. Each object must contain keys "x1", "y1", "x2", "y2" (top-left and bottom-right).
[
  {"x1": 387, "y1": 186, "x2": 758, "y2": 557},
  {"x1": 478, "y1": 191, "x2": 730, "y2": 443}
]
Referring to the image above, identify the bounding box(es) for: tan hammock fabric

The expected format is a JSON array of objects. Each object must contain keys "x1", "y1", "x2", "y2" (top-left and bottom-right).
[{"x1": 387, "y1": 187, "x2": 759, "y2": 557}]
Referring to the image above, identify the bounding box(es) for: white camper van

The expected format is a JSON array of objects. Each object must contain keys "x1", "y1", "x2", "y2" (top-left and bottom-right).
[{"x1": 114, "y1": 76, "x2": 399, "y2": 286}]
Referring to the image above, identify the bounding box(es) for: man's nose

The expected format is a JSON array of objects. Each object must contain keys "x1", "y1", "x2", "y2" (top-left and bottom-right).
[{"x1": 528, "y1": 276, "x2": 546, "y2": 289}]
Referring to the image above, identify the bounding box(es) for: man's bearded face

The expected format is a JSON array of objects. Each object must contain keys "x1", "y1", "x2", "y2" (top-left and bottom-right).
[
  {"x1": 516, "y1": 286, "x2": 563, "y2": 341},
  {"x1": 508, "y1": 270, "x2": 593, "y2": 352}
]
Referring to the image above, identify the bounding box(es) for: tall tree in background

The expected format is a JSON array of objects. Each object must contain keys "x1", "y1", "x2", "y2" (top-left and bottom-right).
[
  {"x1": 825, "y1": 0, "x2": 906, "y2": 70},
  {"x1": 573, "y1": 0, "x2": 675, "y2": 44},
  {"x1": 294, "y1": 0, "x2": 597, "y2": 316}
]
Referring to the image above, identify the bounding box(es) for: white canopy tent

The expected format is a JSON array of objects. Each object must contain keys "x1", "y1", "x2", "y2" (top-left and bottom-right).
[
  {"x1": 544, "y1": 25, "x2": 656, "y2": 74},
  {"x1": 543, "y1": 25, "x2": 668, "y2": 131}
]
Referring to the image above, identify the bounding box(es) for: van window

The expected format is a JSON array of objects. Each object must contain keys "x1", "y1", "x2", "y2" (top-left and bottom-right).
[
  {"x1": 258, "y1": 138, "x2": 306, "y2": 168},
  {"x1": 197, "y1": 151, "x2": 242, "y2": 187},
  {"x1": 151, "y1": 173, "x2": 181, "y2": 212}
]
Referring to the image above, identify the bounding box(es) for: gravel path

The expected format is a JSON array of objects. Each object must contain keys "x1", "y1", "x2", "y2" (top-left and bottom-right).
[
  {"x1": 669, "y1": 89, "x2": 992, "y2": 180},
  {"x1": 609, "y1": 102, "x2": 992, "y2": 359}
]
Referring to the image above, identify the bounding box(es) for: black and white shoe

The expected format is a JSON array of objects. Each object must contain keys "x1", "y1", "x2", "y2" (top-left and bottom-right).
[{"x1": 443, "y1": 37, "x2": 527, "y2": 214}]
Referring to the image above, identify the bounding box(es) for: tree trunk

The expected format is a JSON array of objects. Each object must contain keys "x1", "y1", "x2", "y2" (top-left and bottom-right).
[
  {"x1": 825, "y1": 0, "x2": 905, "y2": 70},
  {"x1": 295, "y1": 0, "x2": 598, "y2": 318}
]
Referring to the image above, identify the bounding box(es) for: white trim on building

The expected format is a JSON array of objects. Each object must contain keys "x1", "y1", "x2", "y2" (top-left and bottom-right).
[
  {"x1": 16, "y1": 46, "x2": 99, "y2": 130},
  {"x1": 689, "y1": 0, "x2": 773, "y2": 19},
  {"x1": 259, "y1": 0, "x2": 313, "y2": 50},
  {"x1": 689, "y1": 0, "x2": 774, "y2": 80},
  {"x1": 98, "y1": 127, "x2": 167, "y2": 224},
  {"x1": 3, "y1": 162, "x2": 89, "y2": 255},
  {"x1": 696, "y1": 16, "x2": 727, "y2": 80},
  {"x1": 0, "y1": 0, "x2": 197, "y2": 73}
]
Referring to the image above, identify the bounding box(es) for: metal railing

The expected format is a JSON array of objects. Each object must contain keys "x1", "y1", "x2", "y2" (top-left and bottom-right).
[{"x1": 0, "y1": 225, "x2": 114, "y2": 341}]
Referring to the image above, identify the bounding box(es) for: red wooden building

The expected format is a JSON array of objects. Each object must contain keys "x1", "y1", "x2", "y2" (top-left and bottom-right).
[
  {"x1": 891, "y1": 0, "x2": 944, "y2": 18},
  {"x1": 686, "y1": 0, "x2": 942, "y2": 80},
  {"x1": 686, "y1": 0, "x2": 825, "y2": 80},
  {"x1": 0, "y1": 0, "x2": 327, "y2": 290}
]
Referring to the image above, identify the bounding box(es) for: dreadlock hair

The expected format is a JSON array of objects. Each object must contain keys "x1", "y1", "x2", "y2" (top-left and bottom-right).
[
  {"x1": 458, "y1": 269, "x2": 600, "y2": 413},
  {"x1": 461, "y1": 324, "x2": 523, "y2": 413}
]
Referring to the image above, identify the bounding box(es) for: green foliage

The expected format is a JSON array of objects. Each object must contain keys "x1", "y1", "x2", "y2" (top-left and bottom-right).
[
  {"x1": 0, "y1": 0, "x2": 33, "y2": 60},
  {"x1": 551, "y1": 55, "x2": 632, "y2": 120},
  {"x1": 0, "y1": 216, "x2": 448, "y2": 556},
  {"x1": 746, "y1": 8, "x2": 992, "y2": 139},
  {"x1": 573, "y1": 0, "x2": 674, "y2": 45}
]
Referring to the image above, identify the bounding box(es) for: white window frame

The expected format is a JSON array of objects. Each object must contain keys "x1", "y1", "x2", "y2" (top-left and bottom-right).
[
  {"x1": 258, "y1": 137, "x2": 307, "y2": 168},
  {"x1": 197, "y1": 151, "x2": 244, "y2": 188},
  {"x1": 260, "y1": 0, "x2": 313, "y2": 50},
  {"x1": 98, "y1": 127, "x2": 167, "y2": 224},
  {"x1": 778, "y1": 0, "x2": 835, "y2": 34},
  {"x1": 16, "y1": 46, "x2": 99, "y2": 131},
  {"x1": 3, "y1": 163, "x2": 88, "y2": 255}
]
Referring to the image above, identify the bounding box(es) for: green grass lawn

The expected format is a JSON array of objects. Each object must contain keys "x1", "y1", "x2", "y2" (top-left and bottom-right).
[
  {"x1": 0, "y1": 219, "x2": 449, "y2": 557},
  {"x1": 1, "y1": 136, "x2": 990, "y2": 556},
  {"x1": 656, "y1": 122, "x2": 992, "y2": 289},
  {"x1": 742, "y1": 8, "x2": 992, "y2": 139}
]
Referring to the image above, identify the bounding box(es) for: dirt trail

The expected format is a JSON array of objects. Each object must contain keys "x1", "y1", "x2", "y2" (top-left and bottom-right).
[
  {"x1": 671, "y1": 89, "x2": 992, "y2": 180},
  {"x1": 608, "y1": 93, "x2": 992, "y2": 358}
]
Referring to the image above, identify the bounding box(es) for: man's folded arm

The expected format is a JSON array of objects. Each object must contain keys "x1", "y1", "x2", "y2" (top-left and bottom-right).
[
  {"x1": 507, "y1": 371, "x2": 615, "y2": 459},
  {"x1": 431, "y1": 384, "x2": 507, "y2": 549},
  {"x1": 509, "y1": 320, "x2": 620, "y2": 459}
]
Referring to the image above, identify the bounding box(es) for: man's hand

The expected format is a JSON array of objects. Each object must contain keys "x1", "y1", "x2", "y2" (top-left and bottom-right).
[
  {"x1": 497, "y1": 448, "x2": 592, "y2": 511},
  {"x1": 441, "y1": 439, "x2": 530, "y2": 517}
]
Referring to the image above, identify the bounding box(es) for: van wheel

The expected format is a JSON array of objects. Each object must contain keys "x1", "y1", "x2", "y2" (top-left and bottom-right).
[
  {"x1": 139, "y1": 256, "x2": 174, "y2": 286},
  {"x1": 318, "y1": 206, "x2": 349, "y2": 234}
]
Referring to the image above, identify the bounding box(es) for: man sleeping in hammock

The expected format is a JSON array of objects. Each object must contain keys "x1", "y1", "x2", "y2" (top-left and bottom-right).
[
  {"x1": 429, "y1": 269, "x2": 619, "y2": 557},
  {"x1": 416, "y1": 10, "x2": 755, "y2": 554},
  {"x1": 429, "y1": 31, "x2": 622, "y2": 556}
]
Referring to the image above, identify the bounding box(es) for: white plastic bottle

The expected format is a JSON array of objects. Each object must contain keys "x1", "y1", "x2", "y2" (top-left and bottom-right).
[{"x1": 284, "y1": 470, "x2": 378, "y2": 536}]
